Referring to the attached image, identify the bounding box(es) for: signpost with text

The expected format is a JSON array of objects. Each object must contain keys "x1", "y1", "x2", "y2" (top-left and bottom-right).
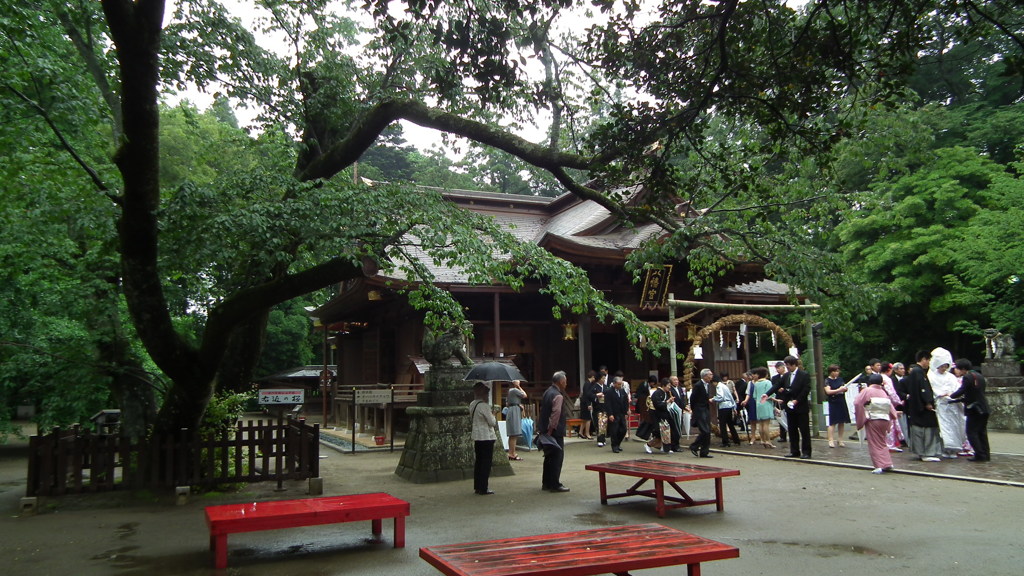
[{"x1": 351, "y1": 388, "x2": 395, "y2": 452}]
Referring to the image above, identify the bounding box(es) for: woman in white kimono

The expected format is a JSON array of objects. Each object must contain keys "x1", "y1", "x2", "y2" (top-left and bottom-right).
[{"x1": 929, "y1": 347, "x2": 967, "y2": 458}]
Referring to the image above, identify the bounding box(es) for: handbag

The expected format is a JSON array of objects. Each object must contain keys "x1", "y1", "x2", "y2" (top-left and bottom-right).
[
  {"x1": 598, "y1": 412, "x2": 608, "y2": 435},
  {"x1": 659, "y1": 419, "x2": 672, "y2": 445}
]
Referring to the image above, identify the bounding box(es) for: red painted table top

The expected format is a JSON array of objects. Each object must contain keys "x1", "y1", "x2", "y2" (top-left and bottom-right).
[
  {"x1": 420, "y1": 523, "x2": 737, "y2": 576},
  {"x1": 585, "y1": 459, "x2": 741, "y2": 482},
  {"x1": 205, "y1": 492, "x2": 406, "y2": 524}
]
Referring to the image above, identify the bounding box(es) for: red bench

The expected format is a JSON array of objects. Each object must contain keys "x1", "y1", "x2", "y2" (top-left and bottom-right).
[
  {"x1": 420, "y1": 523, "x2": 738, "y2": 576},
  {"x1": 205, "y1": 492, "x2": 409, "y2": 569}
]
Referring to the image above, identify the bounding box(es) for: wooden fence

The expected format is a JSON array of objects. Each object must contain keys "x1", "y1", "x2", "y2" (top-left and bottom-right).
[{"x1": 26, "y1": 418, "x2": 319, "y2": 497}]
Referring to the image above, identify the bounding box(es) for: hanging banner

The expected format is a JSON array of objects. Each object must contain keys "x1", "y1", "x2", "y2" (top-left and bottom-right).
[{"x1": 639, "y1": 265, "x2": 673, "y2": 309}]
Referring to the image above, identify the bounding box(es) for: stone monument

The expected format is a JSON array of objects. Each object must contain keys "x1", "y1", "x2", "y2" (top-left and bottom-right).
[
  {"x1": 395, "y1": 329, "x2": 514, "y2": 483},
  {"x1": 979, "y1": 329, "x2": 1024, "y2": 433},
  {"x1": 981, "y1": 328, "x2": 1020, "y2": 379}
]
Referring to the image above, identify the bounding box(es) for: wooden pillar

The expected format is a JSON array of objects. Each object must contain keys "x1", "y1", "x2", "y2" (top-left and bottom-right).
[{"x1": 493, "y1": 292, "x2": 501, "y2": 358}]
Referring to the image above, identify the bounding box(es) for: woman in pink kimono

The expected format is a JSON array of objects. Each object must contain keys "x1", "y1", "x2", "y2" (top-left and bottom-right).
[{"x1": 855, "y1": 373, "x2": 898, "y2": 474}]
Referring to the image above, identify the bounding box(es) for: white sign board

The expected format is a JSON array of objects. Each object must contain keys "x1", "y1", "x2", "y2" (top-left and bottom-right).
[
  {"x1": 355, "y1": 389, "x2": 393, "y2": 405},
  {"x1": 259, "y1": 388, "x2": 305, "y2": 405}
]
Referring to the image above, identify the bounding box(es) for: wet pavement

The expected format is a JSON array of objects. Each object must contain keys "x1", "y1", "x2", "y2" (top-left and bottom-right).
[
  {"x1": 2, "y1": 421, "x2": 1023, "y2": 576},
  {"x1": 698, "y1": 431, "x2": 1024, "y2": 487}
]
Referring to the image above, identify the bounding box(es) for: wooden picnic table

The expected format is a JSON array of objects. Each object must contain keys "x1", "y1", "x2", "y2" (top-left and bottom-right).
[
  {"x1": 584, "y1": 459, "x2": 740, "y2": 517},
  {"x1": 419, "y1": 523, "x2": 738, "y2": 576}
]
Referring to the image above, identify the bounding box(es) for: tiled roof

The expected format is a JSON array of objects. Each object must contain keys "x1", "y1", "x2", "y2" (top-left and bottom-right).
[
  {"x1": 723, "y1": 279, "x2": 792, "y2": 296},
  {"x1": 380, "y1": 189, "x2": 671, "y2": 284}
]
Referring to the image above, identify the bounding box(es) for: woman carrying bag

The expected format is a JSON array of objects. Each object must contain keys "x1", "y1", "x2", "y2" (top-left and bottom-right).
[{"x1": 645, "y1": 377, "x2": 680, "y2": 453}]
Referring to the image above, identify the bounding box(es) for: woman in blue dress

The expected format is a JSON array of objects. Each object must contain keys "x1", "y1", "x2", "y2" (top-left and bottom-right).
[
  {"x1": 747, "y1": 366, "x2": 777, "y2": 448},
  {"x1": 824, "y1": 364, "x2": 851, "y2": 447}
]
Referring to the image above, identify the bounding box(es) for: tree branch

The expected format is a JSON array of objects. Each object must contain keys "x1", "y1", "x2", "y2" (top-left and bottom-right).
[
  {"x1": 200, "y1": 256, "x2": 363, "y2": 367},
  {"x1": 294, "y1": 98, "x2": 658, "y2": 225},
  {"x1": 5, "y1": 83, "x2": 113, "y2": 197},
  {"x1": 966, "y1": 0, "x2": 1024, "y2": 54},
  {"x1": 54, "y1": 6, "x2": 123, "y2": 143},
  {"x1": 298, "y1": 99, "x2": 597, "y2": 182}
]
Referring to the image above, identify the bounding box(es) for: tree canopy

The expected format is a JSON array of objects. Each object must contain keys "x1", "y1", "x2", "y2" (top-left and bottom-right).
[{"x1": 3, "y1": 0, "x2": 1022, "y2": 436}]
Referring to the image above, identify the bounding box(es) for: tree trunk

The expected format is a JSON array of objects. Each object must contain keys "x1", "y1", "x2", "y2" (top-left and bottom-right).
[
  {"x1": 215, "y1": 311, "x2": 270, "y2": 394},
  {"x1": 109, "y1": 367, "x2": 157, "y2": 441},
  {"x1": 88, "y1": 277, "x2": 158, "y2": 441},
  {"x1": 154, "y1": 375, "x2": 214, "y2": 434}
]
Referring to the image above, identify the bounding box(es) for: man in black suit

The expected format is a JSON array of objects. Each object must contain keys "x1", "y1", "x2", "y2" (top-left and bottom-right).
[
  {"x1": 688, "y1": 369, "x2": 714, "y2": 458},
  {"x1": 770, "y1": 361, "x2": 788, "y2": 442},
  {"x1": 951, "y1": 358, "x2": 990, "y2": 462},
  {"x1": 763, "y1": 355, "x2": 812, "y2": 458},
  {"x1": 604, "y1": 375, "x2": 631, "y2": 453}
]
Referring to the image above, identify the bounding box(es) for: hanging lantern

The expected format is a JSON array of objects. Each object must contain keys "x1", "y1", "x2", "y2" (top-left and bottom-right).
[{"x1": 562, "y1": 323, "x2": 578, "y2": 341}]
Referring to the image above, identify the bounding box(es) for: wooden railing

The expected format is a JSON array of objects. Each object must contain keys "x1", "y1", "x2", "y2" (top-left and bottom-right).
[{"x1": 26, "y1": 418, "x2": 319, "y2": 497}]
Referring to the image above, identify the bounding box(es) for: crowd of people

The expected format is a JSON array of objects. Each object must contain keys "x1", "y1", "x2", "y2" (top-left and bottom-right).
[
  {"x1": 837, "y1": 348, "x2": 991, "y2": 473},
  {"x1": 472, "y1": 351, "x2": 992, "y2": 494}
]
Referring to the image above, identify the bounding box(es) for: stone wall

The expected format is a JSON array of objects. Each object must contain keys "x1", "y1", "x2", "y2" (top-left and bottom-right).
[
  {"x1": 981, "y1": 359, "x2": 1023, "y2": 432},
  {"x1": 988, "y1": 383, "x2": 1024, "y2": 433}
]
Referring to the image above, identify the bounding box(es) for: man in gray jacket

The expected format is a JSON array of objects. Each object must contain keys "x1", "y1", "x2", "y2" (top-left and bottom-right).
[{"x1": 539, "y1": 371, "x2": 570, "y2": 492}]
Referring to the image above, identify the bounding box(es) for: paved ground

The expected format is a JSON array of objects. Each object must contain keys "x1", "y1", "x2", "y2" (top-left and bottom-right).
[
  {"x1": 702, "y1": 428, "x2": 1024, "y2": 487},
  {"x1": 2, "y1": 422, "x2": 1023, "y2": 576}
]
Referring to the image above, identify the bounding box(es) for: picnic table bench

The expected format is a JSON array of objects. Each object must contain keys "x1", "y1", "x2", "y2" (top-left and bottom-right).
[
  {"x1": 420, "y1": 523, "x2": 738, "y2": 576},
  {"x1": 204, "y1": 492, "x2": 409, "y2": 569},
  {"x1": 585, "y1": 459, "x2": 740, "y2": 517}
]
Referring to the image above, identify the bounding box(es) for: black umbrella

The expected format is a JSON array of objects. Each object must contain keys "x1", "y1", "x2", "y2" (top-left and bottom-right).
[{"x1": 463, "y1": 361, "x2": 527, "y2": 382}]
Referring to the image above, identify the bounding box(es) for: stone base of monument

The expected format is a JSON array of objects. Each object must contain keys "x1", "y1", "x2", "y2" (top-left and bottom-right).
[
  {"x1": 982, "y1": 359, "x2": 1021, "y2": 379},
  {"x1": 395, "y1": 366, "x2": 514, "y2": 483}
]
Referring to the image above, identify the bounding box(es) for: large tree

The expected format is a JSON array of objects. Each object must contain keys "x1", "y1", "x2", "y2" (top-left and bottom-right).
[
  {"x1": 822, "y1": 3, "x2": 1024, "y2": 366},
  {"x1": 9, "y1": 0, "x2": 1012, "y2": 434}
]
